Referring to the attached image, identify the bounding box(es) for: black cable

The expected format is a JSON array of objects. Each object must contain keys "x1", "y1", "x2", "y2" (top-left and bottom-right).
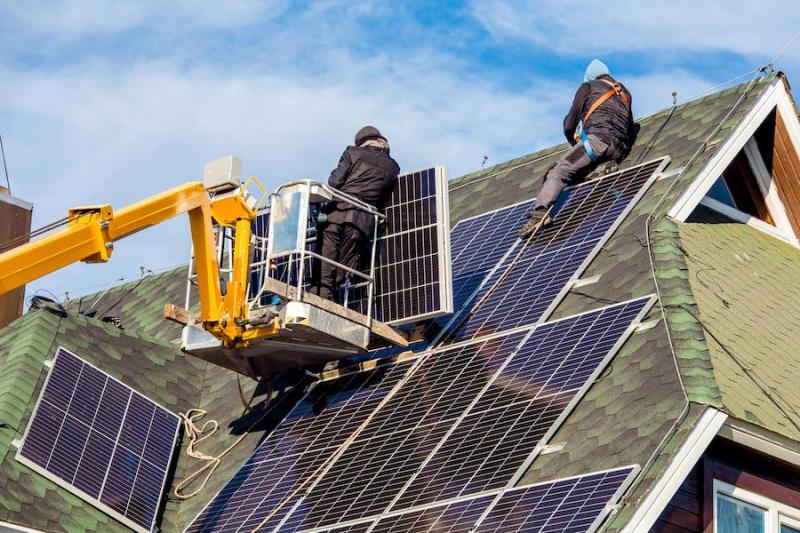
[
  {"x1": 0, "y1": 133, "x2": 11, "y2": 193},
  {"x1": 97, "y1": 268, "x2": 153, "y2": 318},
  {"x1": 664, "y1": 303, "x2": 800, "y2": 433},
  {"x1": 0, "y1": 216, "x2": 69, "y2": 254}
]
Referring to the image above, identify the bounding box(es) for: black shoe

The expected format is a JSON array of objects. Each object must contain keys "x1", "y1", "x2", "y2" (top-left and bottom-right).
[{"x1": 518, "y1": 208, "x2": 552, "y2": 239}]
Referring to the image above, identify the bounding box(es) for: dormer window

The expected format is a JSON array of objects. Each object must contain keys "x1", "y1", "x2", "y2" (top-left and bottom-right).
[
  {"x1": 704, "y1": 149, "x2": 775, "y2": 224},
  {"x1": 671, "y1": 78, "x2": 800, "y2": 248}
]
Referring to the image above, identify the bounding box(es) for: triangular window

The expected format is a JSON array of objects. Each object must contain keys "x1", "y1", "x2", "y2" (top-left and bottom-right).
[
  {"x1": 672, "y1": 78, "x2": 800, "y2": 247},
  {"x1": 696, "y1": 106, "x2": 800, "y2": 246}
]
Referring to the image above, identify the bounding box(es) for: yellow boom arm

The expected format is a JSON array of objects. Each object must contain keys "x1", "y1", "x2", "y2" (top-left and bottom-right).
[{"x1": 0, "y1": 182, "x2": 275, "y2": 346}]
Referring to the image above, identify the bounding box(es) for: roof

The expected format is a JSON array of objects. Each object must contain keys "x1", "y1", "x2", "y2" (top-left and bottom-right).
[{"x1": 0, "y1": 70, "x2": 798, "y2": 532}]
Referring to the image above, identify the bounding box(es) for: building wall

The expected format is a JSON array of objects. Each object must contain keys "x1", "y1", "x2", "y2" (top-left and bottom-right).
[
  {"x1": 0, "y1": 188, "x2": 32, "y2": 327},
  {"x1": 652, "y1": 437, "x2": 800, "y2": 532}
]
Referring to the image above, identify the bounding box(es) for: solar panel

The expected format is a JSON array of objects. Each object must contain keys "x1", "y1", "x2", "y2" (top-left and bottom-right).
[
  {"x1": 350, "y1": 166, "x2": 452, "y2": 325},
  {"x1": 266, "y1": 297, "x2": 650, "y2": 532},
  {"x1": 16, "y1": 348, "x2": 180, "y2": 533},
  {"x1": 441, "y1": 157, "x2": 669, "y2": 345},
  {"x1": 370, "y1": 494, "x2": 495, "y2": 532},
  {"x1": 275, "y1": 333, "x2": 527, "y2": 532},
  {"x1": 474, "y1": 466, "x2": 638, "y2": 532},
  {"x1": 447, "y1": 201, "x2": 532, "y2": 312},
  {"x1": 391, "y1": 297, "x2": 652, "y2": 510},
  {"x1": 186, "y1": 360, "x2": 415, "y2": 533}
]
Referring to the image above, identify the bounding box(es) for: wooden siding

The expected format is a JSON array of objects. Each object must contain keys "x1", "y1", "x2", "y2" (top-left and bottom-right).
[
  {"x1": 769, "y1": 108, "x2": 800, "y2": 235},
  {"x1": 651, "y1": 461, "x2": 704, "y2": 532},
  {"x1": 651, "y1": 437, "x2": 800, "y2": 533},
  {"x1": 0, "y1": 190, "x2": 32, "y2": 327}
]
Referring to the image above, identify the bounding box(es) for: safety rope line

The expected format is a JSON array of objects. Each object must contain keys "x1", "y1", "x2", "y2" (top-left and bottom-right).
[{"x1": 173, "y1": 377, "x2": 273, "y2": 500}]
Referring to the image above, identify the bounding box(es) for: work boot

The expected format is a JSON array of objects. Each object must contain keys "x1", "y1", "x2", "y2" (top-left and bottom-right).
[{"x1": 518, "y1": 207, "x2": 551, "y2": 239}]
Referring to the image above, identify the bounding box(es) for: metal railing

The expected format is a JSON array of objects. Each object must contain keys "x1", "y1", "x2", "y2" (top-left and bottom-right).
[{"x1": 246, "y1": 180, "x2": 384, "y2": 326}]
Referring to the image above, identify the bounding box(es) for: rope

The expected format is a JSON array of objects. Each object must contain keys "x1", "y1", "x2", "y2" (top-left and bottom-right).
[
  {"x1": 618, "y1": 67, "x2": 766, "y2": 511},
  {"x1": 173, "y1": 376, "x2": 274, "y2": 500}
]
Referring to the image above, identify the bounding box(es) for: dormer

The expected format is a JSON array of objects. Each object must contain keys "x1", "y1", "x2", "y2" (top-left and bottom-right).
[{"x1": 670, "y1": 75, "x2": 800, "y2": 247}]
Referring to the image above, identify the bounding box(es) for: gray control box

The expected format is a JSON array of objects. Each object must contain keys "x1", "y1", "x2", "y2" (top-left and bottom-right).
[{"x1": 203, "y1": 155, "x2": 242, "y2": 193}]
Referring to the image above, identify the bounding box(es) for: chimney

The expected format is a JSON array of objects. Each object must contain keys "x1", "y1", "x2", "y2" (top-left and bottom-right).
[{"x1": 0, "y1": 186, "x2": 32, "y2": 327}]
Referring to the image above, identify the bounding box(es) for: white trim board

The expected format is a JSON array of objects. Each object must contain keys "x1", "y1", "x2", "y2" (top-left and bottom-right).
[
  {"x1": 718, "y1": 418, "x2": 800, "y2": 469},
  {"x1": 669, "y1": 77, "x2": 800, "y2": 246},
  {"x1": 698, "y1": 196, "x2": 797, "y2": 245},
  {"x1": 620, "y1": 407, "x2": 728, "y2": 533},
  {"x1": 669, "y1": 77, "x2": 783, "y2": 221}
]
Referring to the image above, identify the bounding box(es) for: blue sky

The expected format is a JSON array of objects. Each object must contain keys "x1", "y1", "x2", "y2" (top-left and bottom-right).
[{"x1": 1, "y1": 1, "x2": 799, "y2": 303}]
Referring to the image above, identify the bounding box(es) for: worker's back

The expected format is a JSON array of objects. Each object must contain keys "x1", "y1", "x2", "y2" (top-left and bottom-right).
[
  {"x1": 579, "y1": 75, "x2": 633, "y2": 150},
  {"x1": 329, "y1": 144, "x2": 400, "y2": 212}
]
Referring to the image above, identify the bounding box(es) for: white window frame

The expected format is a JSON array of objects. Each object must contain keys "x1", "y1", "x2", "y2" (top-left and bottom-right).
[
  {"x1": 714, "y1": 479, "x2": 800, "y2": 532},
  {"x1": 783, "y1": 514, "x2": 800, "y2": 532}
]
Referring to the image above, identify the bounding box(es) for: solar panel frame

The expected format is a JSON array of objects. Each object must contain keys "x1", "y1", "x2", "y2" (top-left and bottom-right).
[
  {"x1": 349, "y1": 166, "x2": 453, "y2": 326},
  {"x1": 434, "y1": 156, "x2": 670, "y2": 348},
  {"x1": 473, "y1": 466, "x2": 640, "y2": 533},
  {"x1": 15, "y1": 347, "x2": 180, "y2": 533},
  {"x1": 389, "y1": 296, "x2": 654, "y2": 512}
]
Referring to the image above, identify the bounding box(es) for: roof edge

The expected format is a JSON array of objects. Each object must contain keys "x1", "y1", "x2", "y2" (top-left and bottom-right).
[{"x1": 618, "y1": 406, "x2": 727, "y2": 533}]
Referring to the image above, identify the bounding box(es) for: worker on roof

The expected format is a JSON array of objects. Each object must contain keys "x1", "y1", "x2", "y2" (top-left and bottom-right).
[
  {"x1": 313, "y1": 125, "x2": 400, "y2": 303},
  {"x1": 519, "y1": 59, "x2": 636, "y2": 238}
]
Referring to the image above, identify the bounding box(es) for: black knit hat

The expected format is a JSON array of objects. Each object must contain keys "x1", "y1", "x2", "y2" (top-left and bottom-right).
[{"x1": 355, "y1": 125, "x2": 385, "y2": 146}]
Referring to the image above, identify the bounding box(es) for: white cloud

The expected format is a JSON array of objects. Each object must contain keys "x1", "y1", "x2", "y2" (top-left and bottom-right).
[
  {"x1": 1, "y1": 1, "x2": 288, "y2": 37},
  {"x1": 2, "y1": 51, "x2": 570, "y2": 299},
  {"x1": 471, "y1": 0, "x2": 800, "y2": 62},
  {"x1": 0, "y1": 1, "x2": 747, "y2": 303}
]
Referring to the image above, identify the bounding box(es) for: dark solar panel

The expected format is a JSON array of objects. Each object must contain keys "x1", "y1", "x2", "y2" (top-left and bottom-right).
[
  {"x1": 371, "y1": 494, "x2": 495, "y2": 533},
  {"x1": 475, "y1": 467, "x2": 637, "y2": 532},
  {"x1": 350, "y1": 166, "x2": 452, "y2": 325},
  {"x1": 442, "y1": 158, "x2": 668, "y2": 344},
  {"x1": 276, "y1": 333, "x2": 526, "y2": 532},
  {"x1": 448, "y1": 201, "x2": 532, "y2": 312},
  {"x1": 186, "y1": 361, "x2": 414, "y2": 533},
  {"x1": 393, "y1": 298, "x2": 651, "y2": 509},
  {"x1": 16, "y1": 348, "x2": 179, "y2": 533}
]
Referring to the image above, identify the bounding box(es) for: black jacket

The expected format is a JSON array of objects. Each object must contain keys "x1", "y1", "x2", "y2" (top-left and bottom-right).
[
  {"x1": 563, "y1": 75, "x2": 635, "y2": 157},
  {"x1": 326, "y1": 145, "x2": 400, "y2": 235}
]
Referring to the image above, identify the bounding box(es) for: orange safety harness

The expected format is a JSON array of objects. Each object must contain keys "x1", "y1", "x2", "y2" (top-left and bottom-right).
[
  {"x1": 583, "y1": 78, "x2": 630, "y2": 124},
  {"x1": 580, "y1": 78, "x2": 631, "y2": 161}
]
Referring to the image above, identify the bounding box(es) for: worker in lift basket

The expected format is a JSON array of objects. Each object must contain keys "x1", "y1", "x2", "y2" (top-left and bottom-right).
[
  {"x1": 519, "y1": 59, "x2": 637, "y2": 238},
  {"x1": 313, "y1": 125, "x2": 400, "y2": 303}
]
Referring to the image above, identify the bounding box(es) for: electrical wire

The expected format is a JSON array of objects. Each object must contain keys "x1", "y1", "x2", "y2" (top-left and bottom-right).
[
  {"x1": 0, "y1": 133, "x2": 11, "y2": 193},
  {"x1": 617, "y1": 67, "x2": 767, "y2": 511},
  {"x1": 0, "y1": 217, "x2": 69, "y2": 254},
  {"x1": 769, "y1": 30, "x2": 800, "y2": 67}
]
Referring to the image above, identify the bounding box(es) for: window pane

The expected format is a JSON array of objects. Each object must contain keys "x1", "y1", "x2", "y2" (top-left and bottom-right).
[
  {"x1": 717, "y1": 493, "x2": 765, "y2": 533},
  {"x1": 707, "y1": 176, "x2": 738, "y2": 208},
  {"x1": 782, "y1": 524, "x2": 800, "y2": 533}
]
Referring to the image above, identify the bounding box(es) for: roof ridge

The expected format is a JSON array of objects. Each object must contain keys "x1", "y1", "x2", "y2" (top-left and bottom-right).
[{"x1": 449, "y1": 74, "x2": 774, "y2": 192}]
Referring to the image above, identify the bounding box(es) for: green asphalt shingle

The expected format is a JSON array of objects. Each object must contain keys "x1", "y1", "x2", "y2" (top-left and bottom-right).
[{"x1": 1, "y1": 71, "x2": 798, "y2": 532}]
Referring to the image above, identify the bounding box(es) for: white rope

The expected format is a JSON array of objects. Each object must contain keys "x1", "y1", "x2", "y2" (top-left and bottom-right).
[{"x1": 173, "y1": 409, "x2": 223, "y2": 500}]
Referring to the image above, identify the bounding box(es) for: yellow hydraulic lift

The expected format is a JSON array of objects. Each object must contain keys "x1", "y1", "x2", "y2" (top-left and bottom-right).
[{"x1": 0, "y1": 157, "x2": 408, "y2": 377}]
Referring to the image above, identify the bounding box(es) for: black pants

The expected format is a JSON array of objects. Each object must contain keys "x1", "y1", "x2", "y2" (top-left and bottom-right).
[
  {"x1": 533, "y1": 134, "x2": 621, "y2": 209},
  {"x1": 313, "y1": 220, "x2": 368, "y2": 302}
]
